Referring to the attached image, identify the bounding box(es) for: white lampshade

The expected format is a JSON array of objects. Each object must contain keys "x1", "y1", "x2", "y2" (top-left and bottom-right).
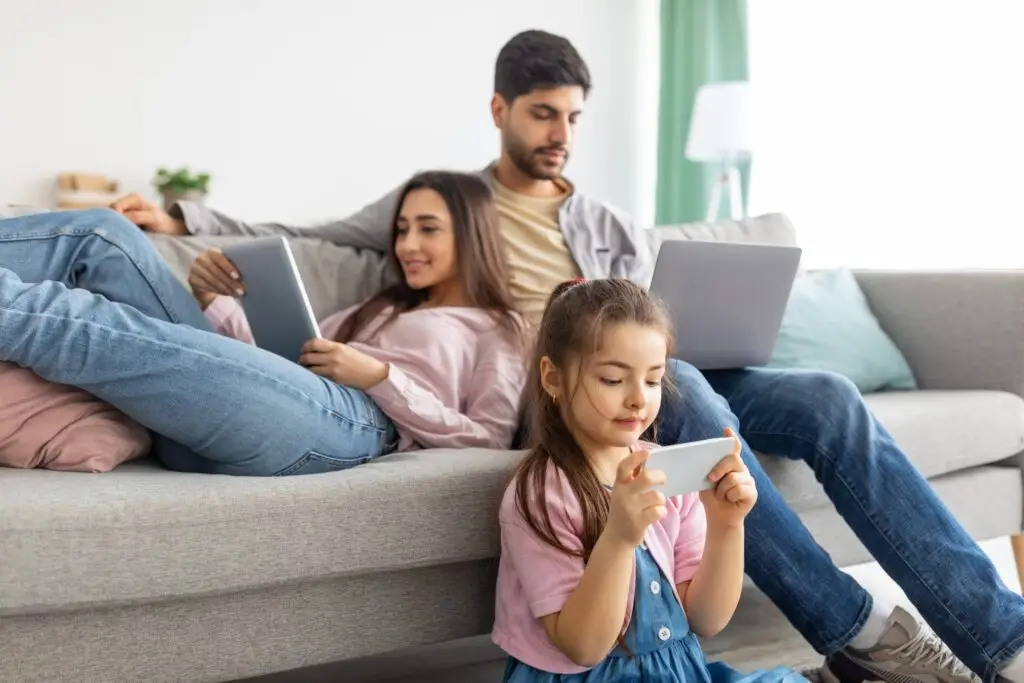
[{"x1": 685, "y1": 81, "x2": 754, "y2": 163}]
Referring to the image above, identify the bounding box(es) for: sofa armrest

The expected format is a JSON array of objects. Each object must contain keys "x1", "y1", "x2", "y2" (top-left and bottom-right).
[{"x1": 853, "y1": 270, "x2": 1024, "y2": 397}]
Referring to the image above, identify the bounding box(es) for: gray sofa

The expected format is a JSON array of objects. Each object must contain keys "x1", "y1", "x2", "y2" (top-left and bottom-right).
[{"x1": 3, "y1": 214, "x2": 1023, "y2": 683}]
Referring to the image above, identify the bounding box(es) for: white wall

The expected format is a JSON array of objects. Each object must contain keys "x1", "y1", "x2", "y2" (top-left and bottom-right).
[
  {"x1": 0, "y1": 0, "x2": 661, "y2": 225},
  {"x1": 747, "y1": 0, "x2": 1024, "y2": 269}
]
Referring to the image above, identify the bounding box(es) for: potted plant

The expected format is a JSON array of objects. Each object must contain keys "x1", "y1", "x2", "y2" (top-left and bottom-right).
[{"x1": 153, "y1": 166, "x2": 211, "y2": 209}]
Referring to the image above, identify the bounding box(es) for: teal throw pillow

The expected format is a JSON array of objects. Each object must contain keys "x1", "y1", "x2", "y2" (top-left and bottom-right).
[{"x1": 768, "y1": 269, "x2": 917, "y2": 393}]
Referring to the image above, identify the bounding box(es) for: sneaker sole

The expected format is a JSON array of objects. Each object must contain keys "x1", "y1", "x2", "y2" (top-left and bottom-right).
[
  {"x1": 819, "y1": 665, "x2": 843, "y2": 683},
  {"x1": 823, "y1": 654, "x2": 890, "y2": 683}
]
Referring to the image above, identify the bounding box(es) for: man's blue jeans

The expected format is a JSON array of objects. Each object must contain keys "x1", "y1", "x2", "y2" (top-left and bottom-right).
[
  {"x1": 0, "y1": 209, "x2": 396, "y2": 475},
  {"x1": 659, "y1": 360, "x2": 1024, "y2": 682}
]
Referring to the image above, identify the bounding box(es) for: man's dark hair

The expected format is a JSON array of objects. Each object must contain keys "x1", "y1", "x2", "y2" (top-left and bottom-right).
[{"x1": 494, "y1": 30, "x2": 592, "y2": 103}]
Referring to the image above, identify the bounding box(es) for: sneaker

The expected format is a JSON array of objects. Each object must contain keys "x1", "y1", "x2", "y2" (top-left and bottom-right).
[
  {"x1": 820, "y1": 606, "x2": 979, "y2": 683},
  {"x1": 800, "y1": 667, "x2": 824, "y2": 683}
]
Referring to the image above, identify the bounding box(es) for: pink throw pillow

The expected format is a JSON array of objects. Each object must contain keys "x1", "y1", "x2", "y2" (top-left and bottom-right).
[{"x1": 0, "y1": 362, "x2": 151, "y2": 473}]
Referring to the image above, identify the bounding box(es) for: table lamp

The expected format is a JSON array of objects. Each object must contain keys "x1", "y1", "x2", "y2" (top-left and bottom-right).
[{"x1": 685, "y1": 81, "x2": 753, "y2": 223}]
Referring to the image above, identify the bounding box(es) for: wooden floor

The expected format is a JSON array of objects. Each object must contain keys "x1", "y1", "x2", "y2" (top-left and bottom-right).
[{"x1": 240, "y1": 538, "x2": 1021, "y2": 683}]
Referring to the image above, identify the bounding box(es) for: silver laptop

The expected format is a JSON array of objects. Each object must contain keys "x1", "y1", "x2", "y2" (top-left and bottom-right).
[{"x1": 649, "y1": 240, "x2": 801, "y2": 370}]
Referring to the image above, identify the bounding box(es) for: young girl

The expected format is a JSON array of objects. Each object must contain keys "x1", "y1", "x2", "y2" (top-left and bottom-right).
[
  {"x1": 493, "y1": 278, "x2": 805, "y2": 682},
  {"x1": 0, "y1": 171, "x2": 525, "y2": 476}
]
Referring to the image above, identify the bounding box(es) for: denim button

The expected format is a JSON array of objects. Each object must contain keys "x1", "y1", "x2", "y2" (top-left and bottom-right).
[
  {"x1": 650, "y1": 580, "x2": 661, "y2": 595},
  {"x1": 657, "y1": 626, "x2": 671, "y2": 641}
]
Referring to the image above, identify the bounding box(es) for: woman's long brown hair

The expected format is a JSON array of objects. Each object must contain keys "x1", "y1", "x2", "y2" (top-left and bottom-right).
[
  {"x1": 513, "y1": 278, "x2": 675, "y2": 564},
  {"x1": 333, "y1": 170, "x2": 523, "y2": 343}
]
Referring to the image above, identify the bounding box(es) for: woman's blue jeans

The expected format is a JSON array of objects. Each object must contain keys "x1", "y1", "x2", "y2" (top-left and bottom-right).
[{"x1": 0, "y1": 209, "x2": 396, "y2": 475}]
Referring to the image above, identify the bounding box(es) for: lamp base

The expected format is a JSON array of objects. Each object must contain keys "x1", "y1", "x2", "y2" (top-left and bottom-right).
[{"x1": 705, "y1": 165, "x2": 745, "y2": 223}]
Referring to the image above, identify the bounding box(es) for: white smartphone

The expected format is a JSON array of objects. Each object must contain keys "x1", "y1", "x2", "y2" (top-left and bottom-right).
[{"x1": 643, "y1": 436, "x2": 737, "y2": 496}]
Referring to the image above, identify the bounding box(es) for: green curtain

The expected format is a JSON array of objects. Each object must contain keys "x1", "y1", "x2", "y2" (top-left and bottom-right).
[{"x1": 655, "y1": 0, "x2": 750, "y2": 225}]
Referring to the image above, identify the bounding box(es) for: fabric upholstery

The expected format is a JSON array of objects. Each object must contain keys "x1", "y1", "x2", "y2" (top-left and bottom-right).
[
  {"x1": 4, "y1": 388, "x2": 1020, "y2": 613},
  {"x1": 768, "y1": 269, "x2": 917, "y2": 393},
  {"x1": 0, "y1": 363, "x2": 150, "y2": 472},
  {"x1": 2, "y1": 215, "x2": 1020, "y2": 683},
  {"x1": 2, "y1": 464, "x2": 1017, "y2": 683}
]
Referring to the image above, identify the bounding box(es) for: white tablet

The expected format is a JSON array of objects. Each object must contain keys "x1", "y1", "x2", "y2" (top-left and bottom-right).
[
  {"x1": 644, "y1": 437, "x2": 737, "y2": 496},
  {"x1": 222, "y1": 236, "x2": 321, "y2": 363}
]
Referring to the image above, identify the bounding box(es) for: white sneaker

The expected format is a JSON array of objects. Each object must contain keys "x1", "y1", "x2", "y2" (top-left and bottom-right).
[{"x1": 819, "y1": 607, "x2": 979, "y2": 683}]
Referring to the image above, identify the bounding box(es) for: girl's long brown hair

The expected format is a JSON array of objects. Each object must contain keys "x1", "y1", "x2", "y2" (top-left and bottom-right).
[
  {"x1": 513, "y1": 278, "x2": 675, "y2": 565},
  {"x1": 333, "y1": 170, "x2": 523, "y2": 343}
]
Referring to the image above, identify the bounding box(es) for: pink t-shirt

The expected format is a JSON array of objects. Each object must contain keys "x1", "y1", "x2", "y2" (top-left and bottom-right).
[
  {"x1": 203, "y1": 296, "x2": 525, "y2": 451},
  {"x1": 492, "y1": 458, "x2": 707, "y2": 674}
]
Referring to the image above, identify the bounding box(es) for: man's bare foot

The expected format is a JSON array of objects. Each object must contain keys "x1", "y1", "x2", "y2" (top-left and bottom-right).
[{"x1": 110, "y1": 193, "x2": 187, "y2": 235}]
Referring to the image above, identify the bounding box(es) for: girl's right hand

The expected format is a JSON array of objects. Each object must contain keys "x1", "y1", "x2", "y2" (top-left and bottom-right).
[
  {"x1": 188, "y1": 247, "x2": 243, "y2": 309},
  {"x1": 604, "y1": 449, "x2": 668, "y2": 547}
]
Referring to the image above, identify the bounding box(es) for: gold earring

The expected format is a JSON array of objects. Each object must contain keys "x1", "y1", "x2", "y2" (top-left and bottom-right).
[{"x1": 551, "y1": 394, "x2": 559, "y2": 405}]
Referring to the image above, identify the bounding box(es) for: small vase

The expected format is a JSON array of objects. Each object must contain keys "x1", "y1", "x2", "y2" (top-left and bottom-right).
[{"x1": 160, "y1": 189, "x2": 207, "y2": 210}]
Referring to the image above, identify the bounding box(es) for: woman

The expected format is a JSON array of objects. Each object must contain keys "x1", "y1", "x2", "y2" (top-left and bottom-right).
[{"x1": 0, "y1": 171, "x2": 525, "y2": 476}]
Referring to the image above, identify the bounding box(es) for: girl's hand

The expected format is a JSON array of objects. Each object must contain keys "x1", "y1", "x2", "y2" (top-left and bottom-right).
[
  {"x1": 299, "y1": 338, "x2": 389, "y2": 390},
  {"x1": 701, "y1": 428, "x2": 757, "y2": 528},
  {"x1": 188, "y1": 247, "x2": 243, "y2": 310},
  {"x1": 604, "y1": 449, "x2": 668, "y2": 547}
]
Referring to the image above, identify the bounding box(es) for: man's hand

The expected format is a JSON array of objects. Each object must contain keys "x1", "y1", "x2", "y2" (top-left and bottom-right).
[
  {"x1": 110, "y1": 193, "x2": 188, "y2": 235},
  {"x1": 188, "y1": 247, "x2": 242, "y2": 310},
  {"x1": 299, "y1": 338, "x2": 390, "y2": 390},
  {"x1": 701, "y1": 428, "x2": 757, "y2": 528}
]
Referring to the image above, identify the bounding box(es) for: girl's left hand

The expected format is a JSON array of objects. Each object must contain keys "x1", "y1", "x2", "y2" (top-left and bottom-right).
[
  {"x1": 700, "y1": 428, "x2": 758, "y2": 528},
  {"x1": 299, "y1": 338, "x2": 389, "y2": 390}
]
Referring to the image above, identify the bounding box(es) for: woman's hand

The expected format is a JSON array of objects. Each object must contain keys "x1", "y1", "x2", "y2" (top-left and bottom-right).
[
  {"x1": 701, "y1": 428, "x2": 757, "y2": 529},
  {"x1": 187, "y1": 247, "x2": 243, "y2": 310},
  {"x1": 299, "y1": 338, "x2": 390, "y2": 390},
  {"x1": 604, "y1": 449, "x2": 668, "y2": 548}
]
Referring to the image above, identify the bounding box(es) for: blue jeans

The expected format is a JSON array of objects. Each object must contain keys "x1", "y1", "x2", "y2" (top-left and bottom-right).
[
  {"x1": 660, "y1": 360, "x2": 1024, "y2": 681},
  {"x1": 0, "y1": 209, "x2": 397, "y2": 475}
]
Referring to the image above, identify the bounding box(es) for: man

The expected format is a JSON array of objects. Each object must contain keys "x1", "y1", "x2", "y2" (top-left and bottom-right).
[{"x1": 112, "y1": 30, "x2": 1023, "y2": 683}]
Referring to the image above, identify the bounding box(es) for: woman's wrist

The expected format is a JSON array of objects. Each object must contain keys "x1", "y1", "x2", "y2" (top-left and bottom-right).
[
  {"x1": 193, "y1": 290, "x2": 217, "y2": 311},
  {"x1": 364, "y1": 359, "x2": 390, "y2": 389}
]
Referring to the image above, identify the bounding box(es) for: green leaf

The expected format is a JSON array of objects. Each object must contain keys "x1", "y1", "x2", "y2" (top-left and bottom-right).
[{"x1": 152, "y1": 165, "x2": 212, "y2": 193}]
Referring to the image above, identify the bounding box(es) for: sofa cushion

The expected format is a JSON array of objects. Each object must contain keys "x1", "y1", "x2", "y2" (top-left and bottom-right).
[
  {"x1": 768, "y1": 269, "x2": 918, "y2": 393},
  {"x1": 5, "y1": 388, "x2": 1019, "y2": 615},
  {"x1": 151, "y1": 214, "x2": 797, "y2": 320},
  {"x1": 0, "y1": 363, "x2": 150, "y2": 473},
  {"x1": 0, "y1": 448, "x2": 520, "y2": 614},
  {"x1": 758, "y1": 389, "x2": 1024, "y2": 510},
  {"x1": 646, "y1": 213, "x2": 799, "y2": 256}
]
